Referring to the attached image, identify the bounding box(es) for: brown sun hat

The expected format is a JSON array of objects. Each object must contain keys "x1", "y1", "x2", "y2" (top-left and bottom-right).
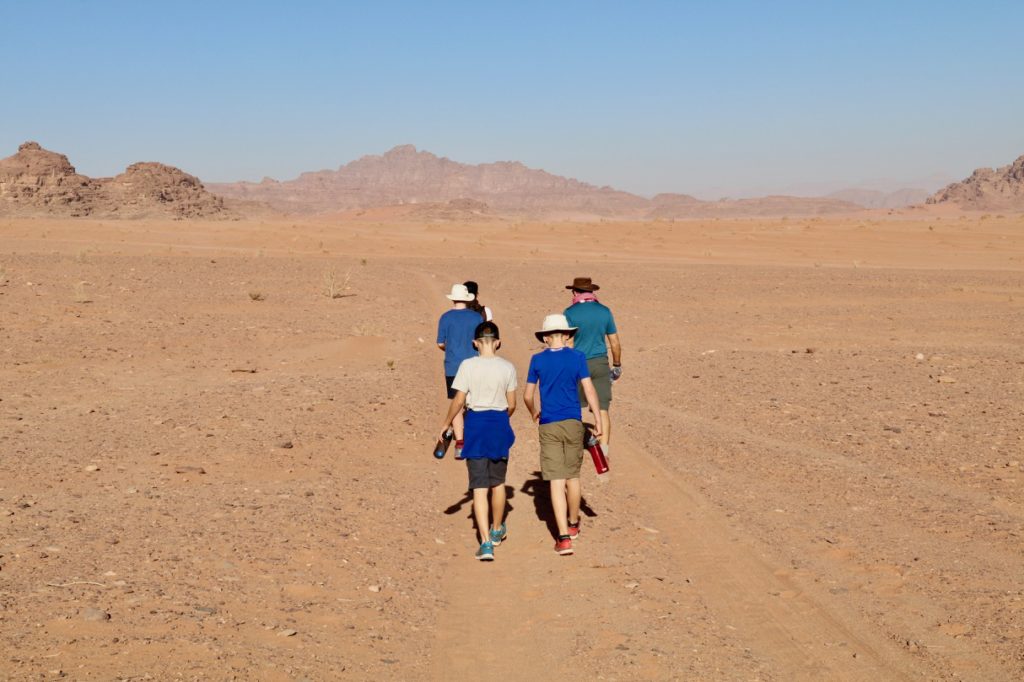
[{"x1": 565, "y1": 276, "x2": 599, "y2": 292}]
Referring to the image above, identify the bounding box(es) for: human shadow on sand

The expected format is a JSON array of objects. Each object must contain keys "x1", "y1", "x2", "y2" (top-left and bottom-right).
[
  {"x1": 444, "y1": 485, "x2": 516, "y2": 538},
  {"x1": 520, "y1": 471, "x2": 597, "y2": 539}
]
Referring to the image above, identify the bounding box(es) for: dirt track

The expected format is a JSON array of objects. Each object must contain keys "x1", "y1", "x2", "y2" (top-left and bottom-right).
[{"x1": 1, "y1": 214, "x2": 1022, "y2": 680}]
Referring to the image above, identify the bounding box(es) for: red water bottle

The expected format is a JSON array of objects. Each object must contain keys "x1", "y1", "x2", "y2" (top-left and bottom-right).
[
  {"x1": 586, "y1": 433, "x2": 609, "y2": 474},
  {"x1": 433, "y1": 428, "x2": 454, "y2": 459}
]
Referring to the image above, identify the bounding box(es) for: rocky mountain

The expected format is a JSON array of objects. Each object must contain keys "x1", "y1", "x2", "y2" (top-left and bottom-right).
[
  {"x1": 209, "y1": 145, "x2": 648, "y2": 217},
  {"x1": 210, "y1": 145, "x2": 865, "y2": 218},
  {"x1": 927, "y1": 154, "x2": 1024, "y2": 210},
  {"x1": 0, "y1": 142, "x2": 230, "y2": 219}
]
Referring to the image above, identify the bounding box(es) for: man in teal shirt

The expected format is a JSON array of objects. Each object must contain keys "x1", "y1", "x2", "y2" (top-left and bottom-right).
[{"x1": 564, "y1": 277, "x2": 622, "y2": 451}]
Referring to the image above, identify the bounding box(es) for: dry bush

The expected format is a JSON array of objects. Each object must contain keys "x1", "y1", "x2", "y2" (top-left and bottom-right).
[
  {"x1": 249, "y1": 291, "x2": 265, "y2": 301},
  {"x1": 323, "y1": 269, "x2": 353, "y2": 299}
]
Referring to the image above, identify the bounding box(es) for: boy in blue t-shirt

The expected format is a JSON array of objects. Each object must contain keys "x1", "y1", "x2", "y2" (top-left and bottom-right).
[
  {"x1": 436, "y1": 284, "x2": 484, "y2": 455},
  {"x1": 524, "y1": 314, "x2": 602, "y2": 556}
]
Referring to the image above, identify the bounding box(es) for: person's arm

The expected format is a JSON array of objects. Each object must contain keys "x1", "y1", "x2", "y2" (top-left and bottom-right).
[
  {"x1": 602, "y1": 333, "x2": 618, "y2": 366},
  {"x1": 505, "y1": 390, "x2": 516, "y2": 417},
  {"x1": 523, "y1": 383, "x2": 540, "y2": 421},
  {"x1": 436, "y1": 316, "x2": 446, "y2": 351},
  {"x1": 440, "y1": 391, "x2": 467, "y2": 439},
  {"x1": 579, "y1": 378, "x2": 602, "y2": 437}
]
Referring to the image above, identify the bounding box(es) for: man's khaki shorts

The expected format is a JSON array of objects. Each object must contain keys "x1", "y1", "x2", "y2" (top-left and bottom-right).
[
  {"x1": 539, "y1": 419, "x2": 585, "y2": 480},
  {"x1": 578, "y1": 357, "x2": 611, "y2": 410}
]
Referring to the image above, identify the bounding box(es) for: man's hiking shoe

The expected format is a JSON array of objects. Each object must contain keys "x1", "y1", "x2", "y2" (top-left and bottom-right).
[
  {"x1": 554, "y1": 536, "x2": 574, "y2": 556},
  {"x1": 489, "y1": 523, "x2": 508, "y2": 546},
  {"x1": 567, "y1": 520, "x2": 581, "y2": 540},
  {"x1": 454, "y1": 440, "x2": 465, "y2": 460},
  {"x1": 475, "y1": 540, "x2": 495, "y2": 561}
]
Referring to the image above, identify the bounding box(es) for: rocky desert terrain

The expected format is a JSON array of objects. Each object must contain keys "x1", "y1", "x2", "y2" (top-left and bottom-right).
[{"x1": 1, "y1": 209, "x2": 1023, "y2": 680}]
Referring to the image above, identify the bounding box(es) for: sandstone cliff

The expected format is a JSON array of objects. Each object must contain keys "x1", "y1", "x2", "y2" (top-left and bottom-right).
[
  {"x1": 0, "y1": 142, "x2": 230, "y2": 219},
  {"x1": 927, "y1": 155, "x2": 1024, "y2": 210}
]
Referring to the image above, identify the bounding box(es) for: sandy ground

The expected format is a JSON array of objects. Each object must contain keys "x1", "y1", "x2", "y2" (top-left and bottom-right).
[{"x1": 1, "y1": 212, "x2": 1023, "y2": 681}]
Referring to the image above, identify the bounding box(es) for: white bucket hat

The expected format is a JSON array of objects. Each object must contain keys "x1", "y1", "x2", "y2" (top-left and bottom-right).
[
  {"x1": 535, "y1": 313, "x2": 578, "y2": 342},
  {"x1": 446, "y1": 284, "x2": 476, "y2": 302}
]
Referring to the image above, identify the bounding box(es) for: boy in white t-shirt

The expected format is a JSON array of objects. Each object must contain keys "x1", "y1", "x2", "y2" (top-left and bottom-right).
[{"x1": 439, "y1": 321, "x2": 517, "y2": 561}]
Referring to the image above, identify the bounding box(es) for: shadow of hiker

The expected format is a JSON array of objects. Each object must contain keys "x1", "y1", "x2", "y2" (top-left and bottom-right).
[
  {"x1": 444, "y1": 485, "x2": 516, "y2": 538},
  {"x1": 520, "y1": 471, "x2": 597, "y2": 539}
]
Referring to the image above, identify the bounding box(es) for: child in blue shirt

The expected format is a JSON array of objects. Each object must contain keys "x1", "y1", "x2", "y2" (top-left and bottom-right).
[
  {"x1": 524, "y1": 314, "x2": 602, "y2": 556},
  {"x1": 436, "y1": 283, "x2": 484, "y2": 456}
]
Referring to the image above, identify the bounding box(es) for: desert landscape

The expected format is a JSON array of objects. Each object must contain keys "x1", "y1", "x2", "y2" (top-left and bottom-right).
[{"x1": 2, "y1": 148, "x2": 1023, "y2": 681}]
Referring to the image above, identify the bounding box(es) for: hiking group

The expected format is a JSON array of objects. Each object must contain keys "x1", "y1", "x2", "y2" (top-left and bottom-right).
[{"x1": 437, "y1": 277, "x2": 621, "y2": 560}]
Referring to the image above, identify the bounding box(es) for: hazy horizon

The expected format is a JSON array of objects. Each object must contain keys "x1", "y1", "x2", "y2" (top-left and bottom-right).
[{"x1": 2, "y1": 1, "x2": 1022, "y2": 198}]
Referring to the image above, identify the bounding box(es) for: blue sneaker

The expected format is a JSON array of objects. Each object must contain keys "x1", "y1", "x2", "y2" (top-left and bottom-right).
[
  {"x1": 475, "y1": 540, "x2": 494, "y2": 561},
  {"x1": 489, "y1": 523, "x2": 508, "y2": 546}
]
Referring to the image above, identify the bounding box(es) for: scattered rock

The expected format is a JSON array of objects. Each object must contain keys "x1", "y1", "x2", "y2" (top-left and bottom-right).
[
  {"x1": 174, "y1": 466, "x2": 206, "y2": 474},
  {"x1": 84, "y1": 465, "x2": 100, "y2": 472},
  {"x1": 368, "y1": 585, "x2": 382, "y2": 593},
  {"x1": 915, "y1": 352, "x2": 925, "y2": 361},
  {"x1": 936, "y1": 376, "x2": 957, "y2": 384},
  {"x1": 279, "y1": 441, "x2": 294, "y2": 449},
  {"x1": 82, "y1": 608, "x2": 111, "y2": 622},
  {"x1": 278, "y1": 628, "x2": 298, "y2": 637}
]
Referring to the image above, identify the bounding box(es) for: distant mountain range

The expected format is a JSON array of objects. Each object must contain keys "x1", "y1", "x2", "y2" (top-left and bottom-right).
[
  {"x1": 4, "y1": 141, "x2": 1021, "y2": 219},
  {"x1": 207, "y1": 145, "x2": 868, "y2": 218}
]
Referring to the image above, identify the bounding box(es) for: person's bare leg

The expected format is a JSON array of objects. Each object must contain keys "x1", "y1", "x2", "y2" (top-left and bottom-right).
[
  {"x1": 549, "y1": 479, "x2": 569, "y2": 537},
  {"x1": 599, "y1": 409, "x2": 611, "y2": 447},
  {"x1": 472, "y1": 487, "x2": 490, "y2": 543},
  {"x1": 490, "y1": 484, "x2": 507, "y2": 531},
  {"x1": 566, "y1": 477, "x2": 582, "y2": 525},
  {"x1": 453, "y1": 411, "x2": 465, "y2": 441}
]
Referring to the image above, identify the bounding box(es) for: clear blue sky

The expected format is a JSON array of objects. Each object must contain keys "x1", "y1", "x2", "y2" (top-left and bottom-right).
[{"x1": 2, "y1": 0, "x2": 1022, "y2": 197}]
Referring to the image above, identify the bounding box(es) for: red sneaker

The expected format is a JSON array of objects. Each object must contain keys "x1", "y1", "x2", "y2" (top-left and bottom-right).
[
  {"x1": 567, "y1": 521, "x2": 581, "y2": 539},
  {"x1": 554, "y1": 536, "x2": 574, "y2": 556}
]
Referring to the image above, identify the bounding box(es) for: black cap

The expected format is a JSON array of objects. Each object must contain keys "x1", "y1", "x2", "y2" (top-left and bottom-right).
[{"x1": 474, "y1": 321, "x2": 499, "y2": 340}]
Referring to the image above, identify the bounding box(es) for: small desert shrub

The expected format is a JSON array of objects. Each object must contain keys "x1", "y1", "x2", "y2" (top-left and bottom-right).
[
  {"x1": 386, "y1": 359, "x2": 395, "y2": 370},
  {"x1": 323, "y1": 269, "x2": 352, "y2": 299},
  {"x1": 249, "y1": 291, "x2": 265, "y2": 301}
]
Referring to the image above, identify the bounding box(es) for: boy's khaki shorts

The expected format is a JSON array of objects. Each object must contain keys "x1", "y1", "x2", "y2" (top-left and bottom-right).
[{"x1": 539, "y1": 419, "x2": 585, "y2": 480}]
